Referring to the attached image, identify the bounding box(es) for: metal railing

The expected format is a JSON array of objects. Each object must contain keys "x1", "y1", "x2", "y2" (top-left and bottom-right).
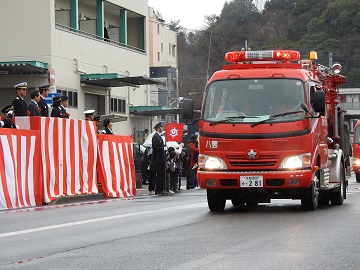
[{"x1": 55, "y1": 23, "x2": 146, "y2": 54}]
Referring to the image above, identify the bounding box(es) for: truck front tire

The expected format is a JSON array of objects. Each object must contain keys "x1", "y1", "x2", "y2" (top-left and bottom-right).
[
  {"x1": 301, "y1": 177, "x2": 319, "y2": 211},
  {"x1": 207, "y1": 189, "x2": 226, "y2": 212}
]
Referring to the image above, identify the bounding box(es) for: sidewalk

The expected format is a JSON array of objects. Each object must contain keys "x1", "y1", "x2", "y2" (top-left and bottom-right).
[{"x1": 47, "y1": 177, "x2": 192, "y2": 205}]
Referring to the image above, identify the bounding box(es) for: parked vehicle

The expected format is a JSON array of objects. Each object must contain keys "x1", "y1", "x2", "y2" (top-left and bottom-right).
[{"x1": 133, "y1": 142, "x2": 146, "y2": 173}]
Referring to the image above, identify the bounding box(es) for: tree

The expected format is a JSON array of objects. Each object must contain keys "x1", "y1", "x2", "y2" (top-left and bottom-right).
[{"x1": 167, "y1": 19, "x2": 182, "y2": 32}]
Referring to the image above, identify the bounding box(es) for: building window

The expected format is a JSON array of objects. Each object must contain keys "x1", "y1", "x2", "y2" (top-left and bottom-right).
[
  {"x1": 169, "y1": 43, "x2": 171, "y2": 55},
  {"x1": 172, "y1": 45, "x2": 176, "y2": 57},
  {"x1": 161, "y1": 43, "x2": 163, "y2": 52},
  {"x1": 111, "y1": 97, "x2": 126, "y2": 114},
  {"x1": 57, "y1": 89, "x2": 78, "y2": 107},
  {"x1": 157, "y1": 24, "x2": 160, "y2": 34},
  {"x1": 158, "y1": 52, "x2": 160, "y2": 62}
]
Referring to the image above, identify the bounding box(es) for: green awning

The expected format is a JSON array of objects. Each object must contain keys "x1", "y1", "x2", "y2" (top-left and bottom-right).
[
  {"x1": 130, "y1": 106, "x2": 182, "y2": 116},
  {"x1": 0, "y1": 61, "x2": 48, "y2": 75},
  {"x1": 80, "y1": 73, "x2": 161, "y2": 87}
]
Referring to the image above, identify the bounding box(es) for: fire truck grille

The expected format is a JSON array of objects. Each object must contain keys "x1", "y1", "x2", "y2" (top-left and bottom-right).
[{"x1": 226, "y1": 154, "x2": 279, "y2": 167}]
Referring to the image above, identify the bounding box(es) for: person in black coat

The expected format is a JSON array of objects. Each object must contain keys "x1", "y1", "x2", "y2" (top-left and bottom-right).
[
  {"x1": 37, "y1": 84, "x2": 50, "y2": 117},
  {"x1": 59, "y1": 96, "x2": 70, "y2": 118},
  {"x1": 12, "y1": 82, "x2": 28, "y2": 116},
  {"x1": 1, "y1": 105, "x2": 17, "y2": 128},
  {"x1": 50, "y1": 96, "x2": 63, "y2": 118},
  {"x1": 27, "y1": 90, "x2": 41, "y2": 116},
  {"x1": 152, "y1": 122, "x2": 166, "y2": 195},
  {"x1": 101, "y1": 118, "x2": 114, "y2": 134}
]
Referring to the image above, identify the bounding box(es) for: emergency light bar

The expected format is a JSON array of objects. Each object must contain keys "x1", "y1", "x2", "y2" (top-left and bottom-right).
[{"x1": 224, "y1": 50, "x2": 300, "y2": 63}]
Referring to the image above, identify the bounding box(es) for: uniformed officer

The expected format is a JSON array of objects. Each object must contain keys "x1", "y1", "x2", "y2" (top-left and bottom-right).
[
  {"x1": 50, "y1": 96, "x2": 63, "y2": 118},
  {"x1": 60, "y1": 95, "x2": 70, "y2": 118},
  {"x1": 12, "y1": 82, "x2": 28, "y2": 116},
  {"x1": 27, "y1": 90, "x2": 41, "y2": 116},
  {"x1": 1, "y1": 104, "x2": 13, "y2": 116},
  {"x1": 84, "y1": 109, "x2": 95, "y2": 121},
  {"x1": 37, "y1": 84, "x2": 50, "y2": 117},
  {"x1": 0, "y1": 105, "x2": 17, "y2": 128}
]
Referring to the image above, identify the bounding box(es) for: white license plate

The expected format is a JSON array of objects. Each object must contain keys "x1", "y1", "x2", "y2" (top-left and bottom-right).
[{"x1": 240, "y1": 176, "x2": 263, "y2": 187}]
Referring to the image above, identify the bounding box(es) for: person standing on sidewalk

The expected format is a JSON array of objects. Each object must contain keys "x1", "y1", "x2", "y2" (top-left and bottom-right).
[
  {"x1": 152, "y1": 122, "x2": 166, "y2": 195},
  {"x1": 12, "y1": 82, "x2": 28, "y2": 116},
  {"x1": 27, "y1": 90, "x2": 41, "y2": 116},
  {"x1": 187, "y1": 134, "x2": 199, "y2": 189},
  {"x1": 37, "y1": 84, "x2": 50, "y2": 117}
]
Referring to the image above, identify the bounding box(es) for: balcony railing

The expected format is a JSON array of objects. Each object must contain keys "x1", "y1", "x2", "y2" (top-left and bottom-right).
[{"x1": 55, "y1": 23, "x2": 146, "y2": 54}]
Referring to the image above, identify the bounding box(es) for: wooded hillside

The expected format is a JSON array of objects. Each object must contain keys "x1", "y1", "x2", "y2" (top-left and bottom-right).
[{"x1": 174, "y1": 0, "x2": 360, "y2": 109}]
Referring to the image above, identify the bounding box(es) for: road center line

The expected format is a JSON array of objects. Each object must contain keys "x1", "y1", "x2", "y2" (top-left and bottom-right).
[{"x1": 0, "y1": 203, "x2": 207, "y2": 238}]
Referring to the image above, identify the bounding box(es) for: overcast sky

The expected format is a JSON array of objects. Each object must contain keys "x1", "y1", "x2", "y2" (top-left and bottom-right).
[
  {"x1": 148, "y1": 0, "x2": 229, "y2": 30},
  {"x1": 148, "y1": 0, "x2": 266, "y2": 30}
]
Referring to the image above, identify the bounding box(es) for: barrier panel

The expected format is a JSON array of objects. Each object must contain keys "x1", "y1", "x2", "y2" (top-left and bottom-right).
[
  {"x1": 16, "y1": 117, "x2": 98, "y2": 203},
  {"x1": 0, "y1": 128, "x2": 42, "y2": 210},
  {"x1": 97, "y1": 135, "x2": 136, "y2": 197}
]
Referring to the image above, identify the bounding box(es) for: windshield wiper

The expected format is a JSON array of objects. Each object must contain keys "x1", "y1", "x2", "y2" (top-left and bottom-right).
[
  {"x1": 251, "y1": 111, "x2": 303, "y2": 127},
  {"x1": 209, "y1": 115, "x2": 260, "y2": 126}
]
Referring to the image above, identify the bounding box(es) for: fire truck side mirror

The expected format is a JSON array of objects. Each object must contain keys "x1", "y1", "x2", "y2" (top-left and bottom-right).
[
  {"x1": 310, "y1": 86, "x2": 315, "y2": 104},
  {"x1": 182, "y1": 99, "x2": 194, "y2": 119},
  {"x1": 312, "y1": 90, "x2": 325, "y2": 113}
]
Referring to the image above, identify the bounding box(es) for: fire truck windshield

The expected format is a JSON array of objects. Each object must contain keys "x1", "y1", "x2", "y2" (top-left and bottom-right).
[{"x1": 203, "y1": 78, "x2": 306, "y2": 123}]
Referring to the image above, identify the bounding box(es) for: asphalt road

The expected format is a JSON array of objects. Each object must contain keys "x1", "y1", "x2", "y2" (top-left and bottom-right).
[{"x1": 1, "y1": 175, "x2": 360, "y2": 270}]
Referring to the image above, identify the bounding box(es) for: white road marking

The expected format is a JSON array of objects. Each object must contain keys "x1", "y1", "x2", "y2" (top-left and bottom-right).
[{"x1": 0, "y1": 203, "x2": 207, "y2": 238}]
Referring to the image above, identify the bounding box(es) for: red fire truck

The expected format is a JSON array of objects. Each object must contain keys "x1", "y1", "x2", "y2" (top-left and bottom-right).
[
  {"x1": 183, "y1": 50, "x2": 350, "y2": 211},
  {"x1": 352, "y1": 120, "x2": 360, "y2": 182}
]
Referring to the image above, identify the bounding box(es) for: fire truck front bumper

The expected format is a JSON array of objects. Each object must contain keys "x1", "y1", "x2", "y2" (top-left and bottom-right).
[{"x1": 197, "y1": 170, "x2": 313, "y2": 190}]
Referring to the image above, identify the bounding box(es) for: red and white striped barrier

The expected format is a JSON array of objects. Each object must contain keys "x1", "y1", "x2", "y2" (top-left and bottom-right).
[
  {"x1": 0, "y1": 129, "x2": 42, "y2": 210},
  {"x1": 15, "y1": 117, "x2": 98, "y2": 203},
  {"x1": 97, "y1": 135, "x2": 136, "y2": 198},
  {"x1": 40, "y1": 117, "x2": 98, "y2": 202},
  {"x1": 1, "y1": 117, "x2": 137, "y2": 209}
]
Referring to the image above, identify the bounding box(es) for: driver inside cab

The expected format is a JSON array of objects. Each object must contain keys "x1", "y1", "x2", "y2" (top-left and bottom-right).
[{"x1": 216, "y1": 88, "x2": 249, "y2": 117}]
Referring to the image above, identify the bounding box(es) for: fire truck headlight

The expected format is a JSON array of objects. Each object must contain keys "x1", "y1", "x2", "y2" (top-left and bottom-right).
[
  {"x1": 353, "y1": 158, "x2": 360, "y2": 166},
  {"x1": 279, "y1": 153, "x2": 311, "y2": 169},
  {"x1": 198, "y1": 154, "x2": 228, "y2": 170}
]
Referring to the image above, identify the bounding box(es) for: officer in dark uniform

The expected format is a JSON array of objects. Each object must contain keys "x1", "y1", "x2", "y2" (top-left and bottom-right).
[
  {"x1": 37, "y1": 84, "x2": 50, "y2": 117},
  {"x1": 152, "y1": 122, "x2": 166, "y2": 195},
  {"x1": 50, "y1": 96, "x2": 63, "y2": 118},
  {"x1": 1, "y1": 105, "x2": 17, "y2": 128},
  {"x1": 84, "y1": 109, "x2": 95, "y2": 121},
  {"x1": 12, "y1": 82, "x2": 28, "y2": 116},
  {"x1": 59, "y1": 95, "x2": 69, "y2": 118}
]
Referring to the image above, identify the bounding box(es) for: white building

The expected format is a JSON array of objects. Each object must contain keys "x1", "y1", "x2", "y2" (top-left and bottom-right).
[
  {"x1": 0, "y1": 0, "x2": 169, "y2": 140},
  {"x1": 340, "y1": 88, "x2": 360, "y2": 133},
  {"x1": 129, "y1": 7, "x2": 179, "y2": 124}
]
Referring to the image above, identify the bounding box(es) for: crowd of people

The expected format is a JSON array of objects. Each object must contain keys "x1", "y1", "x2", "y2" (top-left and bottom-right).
[
  {"x1": 0, "y1": 81, "x2": 114, "y2": 134},
  {"x1": 141, "y1": 122, "x2": 199, "y2": 196}
]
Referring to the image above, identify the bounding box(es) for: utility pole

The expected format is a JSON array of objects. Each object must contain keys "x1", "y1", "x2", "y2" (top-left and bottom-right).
[{"x1": 206, "y1": 29, "x2": 212, "y2": 83}]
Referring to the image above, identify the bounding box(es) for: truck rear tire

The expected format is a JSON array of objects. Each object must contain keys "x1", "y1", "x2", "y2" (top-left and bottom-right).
[
  {"x1": 356, "y1": 173, "x2": 360, "y2": 183},
  {"x1": 207, "y1": 189, "x2": 226, "y2": 212},
  {"x1": 330, "y1": 163, "x2": 345, "y2": 205},
  {"x1": 301, "y1": 177, "x2": 319, "y2": 211},
  {"x1": 231, "y1": 198, "x2": 245, "y2": 207},
  {"x1": 338, "y1": 111, "x2": 345, "y2": 154}
]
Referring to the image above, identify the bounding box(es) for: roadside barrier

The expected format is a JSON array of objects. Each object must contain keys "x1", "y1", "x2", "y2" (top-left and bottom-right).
[
  {"x1": 0, "y1": 117, "x2": 136, "y2": 210},
  {"x1": 97, "y1": 135, "x2": 136, "y2": 197},
  {"x1": 0, "y1": 128, "x2": 43, "y2": 210}
]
